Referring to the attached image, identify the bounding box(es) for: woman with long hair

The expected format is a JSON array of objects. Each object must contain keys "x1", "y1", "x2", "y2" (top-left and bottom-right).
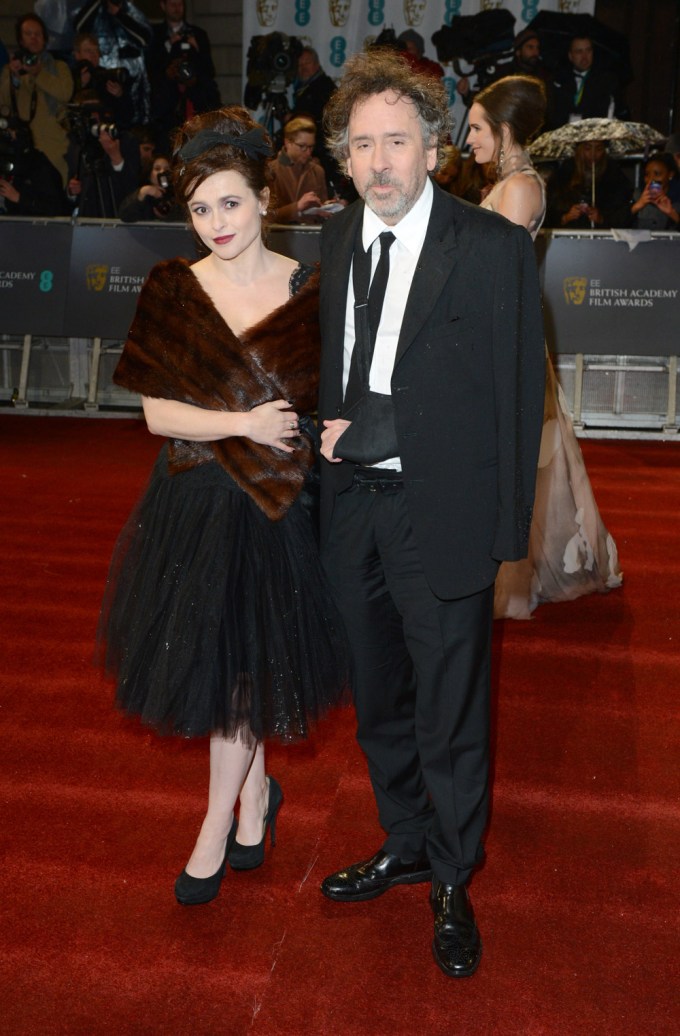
[
  {"x1": 467, "y1": 75, "x2": 622, "y2": 618},
  {"x1": 98, "y1": 106, "x2": 349, "y2": 903}
]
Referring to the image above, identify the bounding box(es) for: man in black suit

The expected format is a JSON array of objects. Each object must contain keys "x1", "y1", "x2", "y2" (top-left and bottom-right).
[
  {"x1": 317, "y1": 49, "x2": 545, "y2": 978},
  {"x1": 550, "y1": 34, "x2": 622, "y2": 128}
]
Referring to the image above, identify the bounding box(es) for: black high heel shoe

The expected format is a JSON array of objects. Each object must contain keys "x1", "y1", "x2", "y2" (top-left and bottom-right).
[
  {"x1": 229, "y1": 776, "x2": 283, "y2": 871},
  {"x1": 174, "y1": 816, "x2": 238, "y2": 906}
]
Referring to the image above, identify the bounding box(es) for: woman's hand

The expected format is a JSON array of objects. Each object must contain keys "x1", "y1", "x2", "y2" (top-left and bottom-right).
[
  {"x1": 243, "y1": 399, "x2": 300, "y2": 453},
  {"x1": 654, "y1": 193, "x2": 679, "y2": 222},
  {"x1": 561, "y1": 203, "x2": 585, "y2": 225}
]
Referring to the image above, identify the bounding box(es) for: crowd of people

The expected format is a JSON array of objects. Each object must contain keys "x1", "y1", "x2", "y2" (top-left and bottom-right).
[{"x1": 1, "y1": 11, "x2": 678, "y2": 227}]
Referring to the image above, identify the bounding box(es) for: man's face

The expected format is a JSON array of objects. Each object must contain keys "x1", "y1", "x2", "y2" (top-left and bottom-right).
[
  {"x1": 75, "y1": 39, "x2": 100, "y2": 67},
  {"x1": 297, "y1": 51, "x2": 319, "y2": 81},
  {"x1": 569, "y1": 38, "x2": 593, "y2": 72},
  {"x1": 346, "y1": 90, "x2": 436, "y2": 226},
  {"x1": 284, "y1": 131, "x2": 316, "y2": 166},
  {"x1": 517, "y1": 39, "x2": 540, "y2": 67},
  {"x1": 20, "y1": 19, "x2": 46, "y2": 55},
  {"x1": 162, "y1": 0, "x2": 185, "y2": 22},
  {"x1": 139, "y1": 141, "x2": 155, "y2": 172}
]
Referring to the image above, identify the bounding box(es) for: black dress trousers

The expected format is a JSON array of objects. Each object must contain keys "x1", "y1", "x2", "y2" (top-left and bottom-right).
[{"x1": 322, "y1": 476, "x2": 494, "y2": 887}]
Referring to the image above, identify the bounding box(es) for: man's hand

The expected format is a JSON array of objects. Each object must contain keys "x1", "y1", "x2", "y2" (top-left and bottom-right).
[
  {"x1": 99, "y1": 129, "x2": 123, "y2": 166},
  {"x1": 0, "y1": 178, "x2": 20, "y2": 204},
  {"x1": 321, "y1": 419, "x2": 351, "y2": 463},
  {"x1": 297, "y1": 191, "x2": 321, "y2": 214}
]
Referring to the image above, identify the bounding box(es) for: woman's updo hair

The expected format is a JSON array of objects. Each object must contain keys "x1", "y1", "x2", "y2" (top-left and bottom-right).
[
  {"x1": 474, "y1": 76, "x2": 546, "y2": 153},
  {"x1": 172, "y1": 106, "x2": 272, "y2": 207}
]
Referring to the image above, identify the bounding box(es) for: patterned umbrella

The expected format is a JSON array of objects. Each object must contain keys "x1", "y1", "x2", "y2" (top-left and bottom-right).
[
  {"x1": 529, "y1": 118, "x2": 665, "y2": 161},
  {"x1": 528, "y1": 118, "x2": 666, "y2": 214}
]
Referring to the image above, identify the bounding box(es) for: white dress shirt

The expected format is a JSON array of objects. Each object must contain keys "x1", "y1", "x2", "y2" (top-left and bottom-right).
[{"x1": 342, "y1": 177, "x2": 433, "y2": 469}]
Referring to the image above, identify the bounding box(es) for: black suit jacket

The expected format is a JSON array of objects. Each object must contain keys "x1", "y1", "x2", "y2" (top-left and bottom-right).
[{"x1": 318, "y1": 184, "x2": 545, "y2": 600}]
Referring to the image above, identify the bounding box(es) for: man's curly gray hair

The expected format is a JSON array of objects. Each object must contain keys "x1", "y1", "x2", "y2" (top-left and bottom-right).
[{"x1": 323, "y1": 48, "x2": 451, "y2": 173}]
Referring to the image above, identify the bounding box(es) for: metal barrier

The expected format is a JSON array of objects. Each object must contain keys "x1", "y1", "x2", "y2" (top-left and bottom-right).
[{"x1": 0, "y1": 218, "x2": 678, "y2": 433}]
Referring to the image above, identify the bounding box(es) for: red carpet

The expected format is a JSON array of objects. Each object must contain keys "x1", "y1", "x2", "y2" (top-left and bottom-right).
[{"x1": 0, "y1": 415, "x2": 678, "y2": 1035}]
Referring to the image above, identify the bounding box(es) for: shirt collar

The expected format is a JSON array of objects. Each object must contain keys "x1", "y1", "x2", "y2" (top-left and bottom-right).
[{"x1": 361, "y1": 176, "x2": 433, "y2": 255}]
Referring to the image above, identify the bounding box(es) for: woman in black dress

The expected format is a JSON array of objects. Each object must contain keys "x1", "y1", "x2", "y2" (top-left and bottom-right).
[{"x1": 98, "y1": 106, "x2": 349, "y2": 905}]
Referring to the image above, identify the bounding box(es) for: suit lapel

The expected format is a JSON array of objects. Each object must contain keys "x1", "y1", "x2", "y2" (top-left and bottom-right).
[
  {"x1": 321, "y1": 204, "x2": 363, "y2": 409},
  {"x1": 395, "y1": 188, "x2": 459, "y2": 366}
]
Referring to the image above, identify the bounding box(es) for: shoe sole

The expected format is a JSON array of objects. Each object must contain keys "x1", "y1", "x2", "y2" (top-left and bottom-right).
[
  {"x1": 431, "y1": 939, "x2": 482, "y2": 978},
  {"x1": 321, "y1": 869, "x2": 433, "y2": 902}
]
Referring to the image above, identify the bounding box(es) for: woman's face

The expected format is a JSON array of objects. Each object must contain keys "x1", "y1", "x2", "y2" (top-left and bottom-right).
[
  {"x1": 467, "y1": 103, "x2": 498, "y2": 165},
  {"x1": 188, "y1": 169, "x2": 267, "y2": 260},
  {"x1": 644, "y1": 160, "x2": 670, "y2": 190}
]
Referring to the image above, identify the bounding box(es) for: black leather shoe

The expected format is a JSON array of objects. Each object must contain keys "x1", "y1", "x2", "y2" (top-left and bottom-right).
[
  {"x1": 320, "y1": 849, "x2": 432, "y2": 902},
  {"x1": 430, "y1": 878, "x2": 482, "y2": 977}
]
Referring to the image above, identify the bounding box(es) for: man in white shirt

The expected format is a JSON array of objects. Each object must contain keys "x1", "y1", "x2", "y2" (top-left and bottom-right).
[{"x1": 317, "y1": 49, "x2": 545, "y2": 978}]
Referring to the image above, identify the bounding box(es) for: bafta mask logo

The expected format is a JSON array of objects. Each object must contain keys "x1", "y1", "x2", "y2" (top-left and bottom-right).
[
  {"x1": 256, "y1": 0, "x2": 278, "y2": 28},
  {"x1": 563, "y1": 276, "x2": 587, "y2": 306},
  {"x1": 404, "y1": 0, "x2": 427, "y2": 27},
  {"x1": 480, "y1": 1, "x2": 504, "y2": 10},
  {"x1": 329, "y1": 0, "x2": 351, "y2": 27},
  {"x1": 559, "y1": 1, "x2": 582, "y2": 12},
  {"x1": 86, "y1": 264, "x2": 108, "y2": 292}
]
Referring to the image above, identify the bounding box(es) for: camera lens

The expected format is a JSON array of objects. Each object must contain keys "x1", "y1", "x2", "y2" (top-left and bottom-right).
[{"x1": 273, "y1": 52, "x2": 291, "y2": 71}]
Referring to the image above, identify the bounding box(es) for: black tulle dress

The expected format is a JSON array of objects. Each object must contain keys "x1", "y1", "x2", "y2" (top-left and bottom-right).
[{"x1": 97, "y1": 262, "x2": 350, "y2": 742}]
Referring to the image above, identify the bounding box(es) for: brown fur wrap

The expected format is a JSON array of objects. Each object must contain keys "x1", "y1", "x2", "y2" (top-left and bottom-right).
[{"x1": 114, "y1": 258, "x2": 321, "y2": 520}]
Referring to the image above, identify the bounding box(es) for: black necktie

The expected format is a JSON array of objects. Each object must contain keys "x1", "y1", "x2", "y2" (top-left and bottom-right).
[{"x1": 344, "y1": 231, "x2": 395, "y2": 411}]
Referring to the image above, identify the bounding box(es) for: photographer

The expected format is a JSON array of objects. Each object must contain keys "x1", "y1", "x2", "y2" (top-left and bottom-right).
[
  {"x1": 118, "y1": 152, "x2": 183, "y2": 221},
  {"x1": 0, "y1": 14, "x2": 73, "y2": 185},
  {"x1": 66, "y1": 102, "x2": 140, "y2": 216},
  {"x1": 73, "y1": 32, "x2": 134, "y2": 129},
  {"x1": 0, "y1": 117, "x2": 69, "y2": 216},
  {"x1": 146, "y1": 0, "x2": 220, "y2": 152},
  {"x1": 74, "y1": 0, "x2": 152, "y2": 126}
]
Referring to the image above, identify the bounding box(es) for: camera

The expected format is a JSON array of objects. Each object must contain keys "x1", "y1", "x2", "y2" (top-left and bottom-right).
[
  {"x1": 0, "y1": 116, "x2": 32, "y2": 177},
  {"x1": 432, "y1": 10, "x2": 515, "y2": 88},
  {"x1": 169, "y1": 33, "x2": 197, "y2": 84},
  {"x1": 76, "y1": 61, "x2": 130, "y2": 89},
  {"x1": 12, "y1": 47, "x2": 39, "y2": 70},
  {"x1": 154, "y1": 171, "x2": 176, "y2": 216},
  {"x1": 648, "y1": 179, "x2": 662, "y2": 197},
  {"x1": 0, "y1": 136, "x2": 15, "y2": 179},
  {"x1": 244, "y1": 32, "x2": 303, "y2": 112},
  {"x1": 67, "y1": 103, "x2": 118, "y2": 142}
]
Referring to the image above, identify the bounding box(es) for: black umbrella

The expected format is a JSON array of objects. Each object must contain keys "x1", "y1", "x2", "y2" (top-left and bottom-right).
[{"x1": 526, "y1": 11, "x2": 633, "y2": 86}]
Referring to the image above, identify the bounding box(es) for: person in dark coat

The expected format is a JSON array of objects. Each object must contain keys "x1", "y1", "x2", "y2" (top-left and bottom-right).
[
  {"x1": 317, "y1": 49, "x2": 545, "y2": 980},
  {"x1": 550, "y1": 35, "x2": 623, "y2": 128},
  {"x1": 0, "y1": 119, "x2": 69, "y2": 215},
  {"x1": 145, "y1": 0, "x2": 220, "y2": 153}
]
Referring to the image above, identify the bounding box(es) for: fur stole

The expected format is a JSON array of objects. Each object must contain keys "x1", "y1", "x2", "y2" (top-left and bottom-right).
[{"x1": 114, "y1": 257, "x2": 321, "y2": 520}]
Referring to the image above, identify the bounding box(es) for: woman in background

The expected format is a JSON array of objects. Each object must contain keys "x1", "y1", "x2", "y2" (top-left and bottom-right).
[{"x1": 467, "y1": 75, "x2": 622, "y2": 619}]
